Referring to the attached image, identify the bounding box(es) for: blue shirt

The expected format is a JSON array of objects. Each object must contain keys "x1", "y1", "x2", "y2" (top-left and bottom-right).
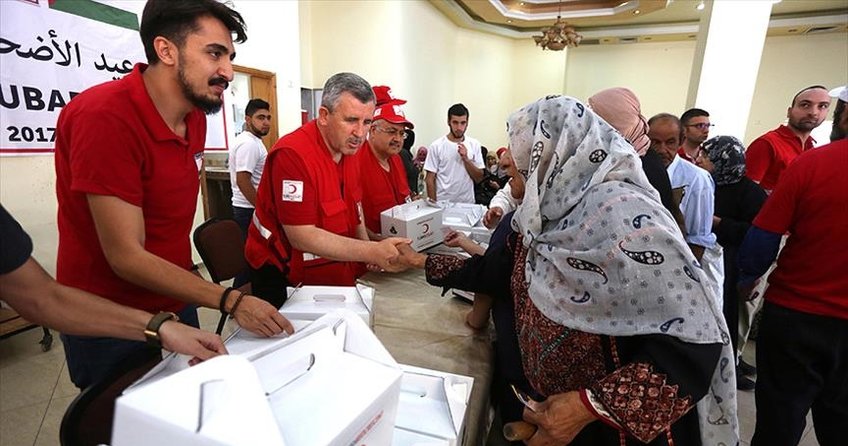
[{"x1": 667, "y1": 156, "x2": 716, "y2": 249}]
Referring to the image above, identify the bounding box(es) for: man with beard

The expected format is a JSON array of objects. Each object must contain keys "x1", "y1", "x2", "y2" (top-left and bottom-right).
[
  {"x1": 229, "y1": 98, "x2": 271, "y2": 288},
  {"x1": 54, "y1": 0, "x2": 292, "y2": 389},
  {"x1": 738, "y1": 85, "x2": 848, "y2": 446},
  {"x1": 746, "y1": 86, "x2": 831, "y2": 193},
  {"x1": 678, "y1": 108, "x2": 712, "y2": 163},
  {"x1": 245, "y1": 73, "x2": 410, "y2": 307},
  {"x1": 356, "y1": 87, "x2": 414, "y2": 239},
  {"x1": 425, "y1": 103, "x2": 485, "y2": 203}
]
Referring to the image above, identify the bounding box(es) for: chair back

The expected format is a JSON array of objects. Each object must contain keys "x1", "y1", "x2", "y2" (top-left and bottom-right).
[
  {"x1": 60, "y1": 349, "x2": 161, "y2": 446},
  {"x1": 193, "y1": 218, "x2": 247, "y2": 284}
]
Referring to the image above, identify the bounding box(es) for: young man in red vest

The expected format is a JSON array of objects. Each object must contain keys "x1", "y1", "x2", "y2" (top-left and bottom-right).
[{"x1": 54, "y1": 0, "x2": 291, "y2": 389}]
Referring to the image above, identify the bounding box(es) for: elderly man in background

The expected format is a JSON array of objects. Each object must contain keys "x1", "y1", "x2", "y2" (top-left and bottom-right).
[
  {"x1": 245, "y1": 73, "x2": 409, "y2": 308},
  {"x1": 425, "y1": 103, "x2": 485, "y2": 203},
  {"x1": 746, "y1": 85, "x2": 830, "y2": 193},
  {"x1": 356, "y1": 86, "x2": 414, "y2": 239},
  {"x1": 648, "y1": 113, "x2": 724, "y2": 311}
]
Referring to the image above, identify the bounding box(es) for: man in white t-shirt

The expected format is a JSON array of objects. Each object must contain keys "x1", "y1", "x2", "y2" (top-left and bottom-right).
[
  {"x1": 229, "y1": 98, "x2": 271, "y2": 287},
  {"x1": 424, "y1": 103, "x2": 484, "y2": 203}
]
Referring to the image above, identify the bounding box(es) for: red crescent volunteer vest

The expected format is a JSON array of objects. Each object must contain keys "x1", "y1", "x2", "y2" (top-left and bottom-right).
[{"x1": 245, "y1": 121, "x2": 363, "y2": 285}]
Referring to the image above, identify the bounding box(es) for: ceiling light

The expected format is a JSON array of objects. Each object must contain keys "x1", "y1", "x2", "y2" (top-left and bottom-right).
[
  {"x1": 507, "y1": 19, "x2": 513, "y2": 23},
  {"x1": 696, "y1": 2, "x2": 705, "y2": 10},
  {"x1": 634, "y1": 10, "x2": 641, "y2": 15},
  {"x1": 532, "y1": 3, "x2": 582, "y2": 51}
]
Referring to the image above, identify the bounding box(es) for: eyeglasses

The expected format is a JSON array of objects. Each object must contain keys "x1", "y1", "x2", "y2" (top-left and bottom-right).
[
  {"x1": 372, "y1": 126, "x2": 408, "y2": 139},
  {"x1": 686, "y1": 123, "x2": 714, "y2": 130}
]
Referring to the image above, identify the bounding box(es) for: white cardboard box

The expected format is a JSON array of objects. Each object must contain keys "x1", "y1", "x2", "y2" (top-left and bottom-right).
[
  {"x1": 441, "y1": 203, "x2": 485, "y2": 231},
  {"x1": 392, "y1": 364, "x2": 474, "y2": 446},
  {"x1": 114, "y1": 311, "x2": 402, "y2": 446},
  {"x1": 381, "y1": 199, "x2": 443, "y2": 251},
  {"x1": 280, "y1": 284, "x2": 374, "y2": 328},
  {"x1": 113, "y1": 355, "x2": 286, "y2": 446}
]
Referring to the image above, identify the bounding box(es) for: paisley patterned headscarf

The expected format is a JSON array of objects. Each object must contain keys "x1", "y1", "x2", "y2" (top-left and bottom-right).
[
  {"x1": 587, "y1": 87, "x2": 651, "y2": 156},
  {"x1": 508, "y1": 96, "x2": 738, "y2": 446},
  {"x1": 702, "y1": 135, "x2": 747, "y2": 186}
]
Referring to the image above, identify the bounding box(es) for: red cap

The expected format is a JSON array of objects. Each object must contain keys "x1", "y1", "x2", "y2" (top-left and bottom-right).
[
  {"x1": 372, "y1": 85, "x2": 407, "y2": 106},
  {"x1": 374, "y1": 103, "x2": 414, "y2": 129},
  {"x1": 497, "y1": 147, "x2": 508, "y2": 158}
]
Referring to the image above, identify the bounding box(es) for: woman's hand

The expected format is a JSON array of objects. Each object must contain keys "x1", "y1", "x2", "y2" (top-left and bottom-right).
[{"x1": 522, "y1": 391, "x2": 597, "y2": 445}]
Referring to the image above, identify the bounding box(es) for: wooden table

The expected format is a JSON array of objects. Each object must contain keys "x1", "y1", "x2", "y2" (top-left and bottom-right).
[{"x1": 363, "y1": 269, "x2": 494, "y2": 446}]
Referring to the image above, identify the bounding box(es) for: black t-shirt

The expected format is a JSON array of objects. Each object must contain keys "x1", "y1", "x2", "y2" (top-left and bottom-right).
[{"x1": 0, "y1": 205, "x2": 33, "y2": 275}]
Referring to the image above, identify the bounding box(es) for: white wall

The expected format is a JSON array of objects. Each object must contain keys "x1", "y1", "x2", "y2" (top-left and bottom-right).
[
  {"x1": 564, "y1": 40, "x2": 697, "y2": 119},
  {"x1": 299, "y1": 0, "x2": 567, "y2": 150},
  {"x1": 746, "y1": 33, "x2": 848, "y2": 144},
  {"x1": 563, "y1": 32, "x2": 848, "y2": 145}
]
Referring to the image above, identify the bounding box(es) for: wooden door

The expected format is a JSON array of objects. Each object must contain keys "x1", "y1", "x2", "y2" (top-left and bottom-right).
[{"x1": 235, "y1": 65, "x2": 279, "y2": 147}]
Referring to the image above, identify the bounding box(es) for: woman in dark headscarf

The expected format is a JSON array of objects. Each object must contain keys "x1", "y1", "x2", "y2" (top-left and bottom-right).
[
  {"x1": 698, "y1": 135, "x2": 767, "y2": 391},
  {"x1": 400, "y1": 96, "x2": 737, "y2": 445}
]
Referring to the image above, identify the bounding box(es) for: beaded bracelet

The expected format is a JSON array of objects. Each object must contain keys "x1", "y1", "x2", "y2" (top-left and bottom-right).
[
  {"x1": 229, "y1": 291, "x2": 248, "y2": 316},
  {"x1": 219, "y1": 287, "x2": 235, "y2": 315}
]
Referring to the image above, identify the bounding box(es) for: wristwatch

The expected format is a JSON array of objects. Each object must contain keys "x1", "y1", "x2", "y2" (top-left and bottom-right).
[{"x1": 144, "y1": 312, "x2": 179, "y2": 348}]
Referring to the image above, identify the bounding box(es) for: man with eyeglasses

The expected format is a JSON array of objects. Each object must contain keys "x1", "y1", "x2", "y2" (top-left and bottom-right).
[
  {"x1": 678, "y1": 108, "x2": 712, "y2": 163},
  {"x1": 746, "y1": 85, "x2": 831, "y2": 193},
  {"x1": 245, "y1": 74, "x2": 410, "y2": 307},
  {"x1": 356, "y1": 86, "x2": 414, "y2": 239}
]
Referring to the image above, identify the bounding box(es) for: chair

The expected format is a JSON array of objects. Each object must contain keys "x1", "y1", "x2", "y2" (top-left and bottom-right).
[
  {"x1": 193, "y1": 217, "x2": 249, "y2": 334},
  {"x1": 60, "y1": 348, "x2": 161, "y2": 446}
]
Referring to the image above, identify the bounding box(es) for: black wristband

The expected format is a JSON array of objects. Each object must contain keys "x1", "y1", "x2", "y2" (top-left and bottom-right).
[
  {"x1": 230, "y1": 291, "x2": 247, "y2": 316},
  {"x1": 144, "y1": 312, "x2": 178, "y2": 348},
  {"x1": 219, "y1": 287, "x2": 235, "y2": 314}
]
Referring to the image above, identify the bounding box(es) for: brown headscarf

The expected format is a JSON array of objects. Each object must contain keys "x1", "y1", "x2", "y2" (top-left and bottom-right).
[{"x1": 587, "y1": 87, "x2": 650, "y2": 156}]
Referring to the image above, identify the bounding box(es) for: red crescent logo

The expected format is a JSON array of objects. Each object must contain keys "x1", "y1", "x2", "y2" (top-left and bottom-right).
[
  {"x1": 287, "y1": 183, "x2": 297, "y2": 194},
  {"x1": 422, "y1": 223, "x2": 430, "y2": 233}
]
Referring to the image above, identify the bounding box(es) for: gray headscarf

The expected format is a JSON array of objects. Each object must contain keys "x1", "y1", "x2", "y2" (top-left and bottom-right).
[
  {"x1": 702, "y1": 135, "x2": 747, "y2": 186},
  {"x1": 508, "y1": 96, "x2": 737, "y2": 446}
]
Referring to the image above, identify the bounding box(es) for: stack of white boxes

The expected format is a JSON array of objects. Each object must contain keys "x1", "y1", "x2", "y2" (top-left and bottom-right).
[{"x1": 112, "y1": 309, "x2": 475, "y2": 445}]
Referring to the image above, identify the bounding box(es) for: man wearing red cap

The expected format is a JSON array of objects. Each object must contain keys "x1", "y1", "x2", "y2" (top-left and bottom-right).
[
  {"x1": 245, "y1": 74, "x2": 409, "y2": 307},
  {"x1": 356, "y1": 87, "x2": 414, "y2": 239}
]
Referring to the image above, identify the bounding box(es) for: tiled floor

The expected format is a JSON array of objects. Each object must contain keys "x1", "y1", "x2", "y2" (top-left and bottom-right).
[{"x1": 1, "y1": 314, "x2": 822, "y2": 446}]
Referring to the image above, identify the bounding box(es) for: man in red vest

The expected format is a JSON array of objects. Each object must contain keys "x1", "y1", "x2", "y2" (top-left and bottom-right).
[
  {"x1": 246, "y1": 73, "x2": 410, "y2": 307},
  {"x1": 356, "y1": 86, "x2": 414, "y2": 239}
]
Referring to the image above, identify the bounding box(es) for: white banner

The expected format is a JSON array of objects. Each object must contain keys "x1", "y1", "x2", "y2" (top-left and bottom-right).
[{"x1": 0, "y1": 0, "x2": 228, "y2": 156}]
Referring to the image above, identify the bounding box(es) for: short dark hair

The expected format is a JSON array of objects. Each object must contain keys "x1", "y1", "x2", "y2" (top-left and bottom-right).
[
  {"x1": 448, "y1": 103, "x2": 469, "y2": 120},
  {"x1": 321, "y1": 73, "x2": 374, "y2": 112},
  {"x1": 245, "y1": 98, "x2": 270, "y2": 116},
  {"x1": 140, "y1": 0, "x2": 247, "y2": 64},
  {"x1": 791, "y1": 85, "x2": 828, "y2": 107},
  {"x1": 680, "y1": 108, "x2": 709, "y2": 126}
]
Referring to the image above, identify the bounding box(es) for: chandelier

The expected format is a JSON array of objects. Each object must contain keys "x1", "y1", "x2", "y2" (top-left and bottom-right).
[{"x1": 533, "y1": 4, "x2": 582, "y2": 50}]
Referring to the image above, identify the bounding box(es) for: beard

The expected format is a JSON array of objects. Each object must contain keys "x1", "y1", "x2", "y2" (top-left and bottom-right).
[
  {"x1": 177, "y1": 60, "x2": 227, "y2": 115},
  {"x1": 788, "y1": 116, "x2": 822, "y2": 132},
  {"x1": 248, "y1": 121, "x2": 270, "y2": 137}
]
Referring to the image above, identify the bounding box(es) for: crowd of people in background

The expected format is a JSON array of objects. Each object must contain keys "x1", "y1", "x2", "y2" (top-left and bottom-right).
[{"x1": 1, "y1": 1, "x2": 845, "y2": 445}]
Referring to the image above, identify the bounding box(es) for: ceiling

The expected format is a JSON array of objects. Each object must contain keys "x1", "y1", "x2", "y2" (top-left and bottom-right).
[{"x1": 429, "y1": 0, "x2": 848, "y2": 44}]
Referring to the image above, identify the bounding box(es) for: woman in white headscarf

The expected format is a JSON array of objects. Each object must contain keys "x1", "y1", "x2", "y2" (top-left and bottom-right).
[{"x1": 400, "y1": 96, "x2": 737, "y2": 445}]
